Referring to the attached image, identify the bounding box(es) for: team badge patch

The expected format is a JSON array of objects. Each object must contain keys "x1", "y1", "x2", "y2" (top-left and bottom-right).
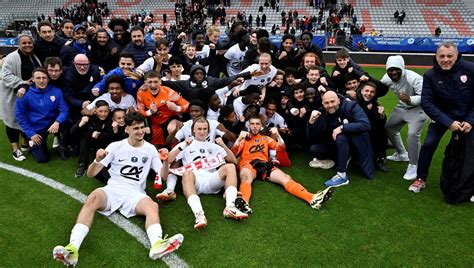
[
  {"x1": 50, "y1": 96, "x2": 56, "y2": 102},
  {"x1": 131, "y1": 156, "x2": 138, "y2": 162},
  {"x1": 460, "y1": 75, "x2": 467, "y2": 83},
  {"x1": 148, "y1": 51, "x2": 153, "y2": 57},
  {"x1": 200, "y1": 149, "x2": 205, "y2": 153},
  {"x1": 90, "y1": 76, "x2": 94, "y2": 82},
  {"x1": 132, "y1": 83, "x2": 136, "y2": 88},
  {"x1": 142, "y1": 157, "x2": 148, "y2": 163}
]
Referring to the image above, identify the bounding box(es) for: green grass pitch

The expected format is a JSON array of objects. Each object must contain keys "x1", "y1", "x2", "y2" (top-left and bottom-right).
[{"x1": 0, "y1": 66, "x2": 472, "y2": 267}]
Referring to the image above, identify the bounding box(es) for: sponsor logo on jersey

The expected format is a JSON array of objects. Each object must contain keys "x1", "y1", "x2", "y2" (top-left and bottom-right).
[
  {"x1": 120, "y1": 165, "x2": 143, "y2": 181},
  {"x1": 249, "y1": 144, "x2": 265, "y2": 153}
]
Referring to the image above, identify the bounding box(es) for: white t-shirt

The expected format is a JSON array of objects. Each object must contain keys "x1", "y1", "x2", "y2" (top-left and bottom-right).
[
  {"x1": 239, "y1": 64, "x2": 277, "y2": 90},
  {"x1": 100, "y1": 139, "x2": 162, "y2": 191},
  {"x1": 176, "y1": 139, "x2": 226, "y2": 167},
  {"x1": 206, "y1": 86, "x2": 231, "y2": 121},
  {"x1": 196, "y1": 45, "x2": 210, "y2": 73},
  {"x1": 87, "y1": 92, "x2": 137, "y2": 111},
  {"x1": 224, "y1": 44, "x2": 247, "y2": 76},
  {"x1": 137, "y1": 54, "x2": 172, "y2": 73},
  {"x1": 175, "y1": 119, "x2": 224, "y2": 143},
  {"x1": 259, "y1": 108, "x2": 288, "y2": 128},
  {"x1": 232, "y1": 96, "x2": 248, "y2": 118}
]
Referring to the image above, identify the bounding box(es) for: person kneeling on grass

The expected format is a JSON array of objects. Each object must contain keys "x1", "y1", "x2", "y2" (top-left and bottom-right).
[
  {"x1": 166, "y1": 117, "x2": 248, "y2": 231},
  {"x1": 231, "y1": 116, "x2": 334, "y2": 214},
  {"x1": 52, "y1": 112, "x2": 183, "y2": 267},
  {"x1": 307, "y1": 91, "x2": 375, "y2": 187}
]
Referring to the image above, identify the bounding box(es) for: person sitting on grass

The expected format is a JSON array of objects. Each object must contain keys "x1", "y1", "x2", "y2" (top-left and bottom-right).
[
  {"x1": 231, "y1": 116, "x2": 334, "y2": 214},
  {"x1": 166, "y1": 117, "x2": 248, "y2": 230},
  {"x1": 52, "y1": 112, "x2": 183, "y2": 266}
]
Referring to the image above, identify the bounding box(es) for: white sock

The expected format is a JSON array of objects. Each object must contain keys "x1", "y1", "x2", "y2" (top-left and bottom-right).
[
  {"x1": 337, "y1": 172, "x2": 347, "y2": 178},
  {"x1": 187, "y1": 194, "x2": 204, "y2": 217},
  {"x1": 146, "y1": 223, "x2": 163, "y2": 246},
  {"x1": 224, "y1": 186, "x2": 238, "y2": 207},
  {"x1": 69, "y1": 223, "x2": 89, "y2": 250},
  {"x1": 166, "y1": 174, "x2": 178, "y2": 191}
]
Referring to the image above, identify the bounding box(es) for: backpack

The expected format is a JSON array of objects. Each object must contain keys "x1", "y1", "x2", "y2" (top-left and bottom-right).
[{"x1": 440, "y1": 133, "x2": 474, "y2": 204}]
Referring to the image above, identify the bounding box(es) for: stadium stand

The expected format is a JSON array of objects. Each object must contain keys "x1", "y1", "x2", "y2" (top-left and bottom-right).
[{"x1": 0, "y1": 0, "x2": 473, "y2": 38}]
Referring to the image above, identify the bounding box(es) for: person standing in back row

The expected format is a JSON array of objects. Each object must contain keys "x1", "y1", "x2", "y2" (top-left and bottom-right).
[
  {"x1": 409, "y1": 42, "x2": 474, "y2": 193},
  {"x1": 381, "y1": 55, "x2": 428, "y2": 181}
]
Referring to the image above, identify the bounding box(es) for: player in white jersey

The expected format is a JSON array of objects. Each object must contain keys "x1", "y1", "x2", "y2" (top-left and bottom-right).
[
  {"x1": 239, "y1": 53, "x2": 277, "y2": 91},
  {"x1": 158, "y1": 100, "x2": 236, "y2": 202},
  {"x1": 167, "y1": 117, "x2": 248, "y2": 230},
  {"x1": 53, "y1": 113, "x2": 183, "y2": 267}
]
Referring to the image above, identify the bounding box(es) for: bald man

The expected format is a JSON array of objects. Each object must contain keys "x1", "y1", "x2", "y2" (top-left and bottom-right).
[
  {"x1": 306, "y1": 91, "x2": 374, "y2": 187},
  {"x1": 62, "y1": 54, "x2": 102, "y2": 123}
]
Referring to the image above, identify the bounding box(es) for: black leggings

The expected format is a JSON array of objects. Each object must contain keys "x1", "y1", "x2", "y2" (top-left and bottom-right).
[{"x1": 5, "y1": 126, "x2": 26, "y2": 144}]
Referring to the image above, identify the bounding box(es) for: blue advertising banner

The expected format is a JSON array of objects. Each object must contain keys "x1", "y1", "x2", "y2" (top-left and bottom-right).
[
  {"x1": 0, "y1": 38, "x2": 18, "y2": 46},
  {"x1": 353, "y1": 36, "x2": 474, "y2": 53}
]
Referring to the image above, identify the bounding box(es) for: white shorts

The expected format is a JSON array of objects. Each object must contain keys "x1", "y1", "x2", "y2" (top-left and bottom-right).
[
  {"x1": 98, "y1": 184, "x2": 148, "y2": 218},
  {"x1": 193, "y1": 169, "x2": 225, "y2": 195}
]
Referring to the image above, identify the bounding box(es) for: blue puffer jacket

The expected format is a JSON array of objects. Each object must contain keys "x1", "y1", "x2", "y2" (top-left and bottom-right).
[
  {"x1": 94, "y1": 67, "x2": 142, "y2": 97},
  {"x1": 421, "y1": 56, "x2": 474, "y2": 128},
  {"x1": 16, "y1": 84, "x2": 69, "y2": 138},
  {"x1": 122, "y1": 41, "x2": 155, "y2": 66}
]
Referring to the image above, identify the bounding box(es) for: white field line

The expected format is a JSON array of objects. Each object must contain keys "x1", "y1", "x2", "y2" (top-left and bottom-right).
[{"x1": 0, "y1": 162, "x2": 188, "y2": 268}]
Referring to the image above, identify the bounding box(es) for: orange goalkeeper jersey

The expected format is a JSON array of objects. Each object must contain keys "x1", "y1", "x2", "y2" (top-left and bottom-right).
[
  {"x1": 136, "y1": 85, "x2": 189, "y2": 126},
  {"x1": 232, "y1": 133, "x2": 286, "y2": 168}
]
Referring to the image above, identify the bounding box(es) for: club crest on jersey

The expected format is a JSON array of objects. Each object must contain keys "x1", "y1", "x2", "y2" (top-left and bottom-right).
[
  {"x1": 460, "y1": 75, "x2": 467, "y2": 83},
  {"x1": 207, "y1": 148, "x2": 213, "y2": 154},
  {"x1": 50, "y1": 96, "x2": 56, "y2": 102},
  {"x1": 260, "y1": 79, "x2": 265, "y2": 83},
  {"x1": 131, "y1": 156, "x2": 138, "y2": 162},
  {"x1": 267, "y1": 77, "x2": 271, "y2": 82},
  {"x1": 142, "y1": 157, "x2": 148, "y2": 163},
  {"x1": 200, "y1": 149, "x2": 205, "y2": 153},
  {"x1": 255, "y1": 139, "x2": 260, "y2": 142}
]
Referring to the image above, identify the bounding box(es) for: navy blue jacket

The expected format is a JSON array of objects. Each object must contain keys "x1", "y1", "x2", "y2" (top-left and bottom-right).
[
  {"x1": 122, "y1": 41, "x2": 155, "y2": 66},
  {"x1": 59, "y1": 41, "x2": 92, "y2": 67},
  {"x1": 421, "y1": 56, "x2": 474, "y2": 128},
  {"x1": 34, "y1": 36, "x2": 65, "y2": 63},
  {"x1": 307, "y1": 97, "x2": 371, "y2": 140},
  {"x1": 62, "y1": 64, "x2": 102, "y2": 117}
]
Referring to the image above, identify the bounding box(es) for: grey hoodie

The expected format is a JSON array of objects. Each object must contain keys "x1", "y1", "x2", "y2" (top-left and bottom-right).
[{"x1": 381, "y1": 55, "x2": 423, "y2": 109}]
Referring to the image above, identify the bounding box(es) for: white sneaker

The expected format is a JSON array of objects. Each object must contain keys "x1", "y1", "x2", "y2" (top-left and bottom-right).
[
  {"x1": 403, "y1": 164, "x2": 417, "y2": 180},
  {"x1": 223, "y1": 206, "x2": 248, "y2": 220},
  {"x1": 52, "y1": 136, "x2": 59, "y2": 149},
  {"x1": 194, "y1": 212, "x2": 207, "y2": 230},
  {"x1": 12, "y1": 149, "x2": 26, "y2": 161},
  {"x1": 408, "y1": 178, "x2": 426, "y2": 193},
  {"x1": 387, "y1": 152, "x2": 409, "y2": 162},
  {"x1": 470, "y1": 196, "x2": 474, "y2": 203},
  {"x1": 308, "y1": 158, "x2": 335, "y2": 169}
]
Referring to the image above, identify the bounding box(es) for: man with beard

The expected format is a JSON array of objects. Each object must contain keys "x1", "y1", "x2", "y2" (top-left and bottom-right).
[
  {"x1": 123, "y1": 26, "x2": 156, "y2": 66},
  {"x1": 90, "y1": 28, "x2": 120, "y2": 73},
  {"x1": 62, "y1": 54, "x2": 102, "y2": 123},
  {"x1": 34, "y1": 21, "x2": 65, "y2": 63},
  {"x1": 60, "y1": 24, "x2": 92, "y2": 67},
  {"x1": 232, "y1": 116, "x2": 334, "y2": 214},
  {"x1": 307, "y1": 91, "x2": 374, "y2": 187},
  {"x1": 107, "y1": 18, "x2": 131, "y2": 51},
  {"x1": 136, "y1": 71, "x2": 189, "y2": 147}
]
